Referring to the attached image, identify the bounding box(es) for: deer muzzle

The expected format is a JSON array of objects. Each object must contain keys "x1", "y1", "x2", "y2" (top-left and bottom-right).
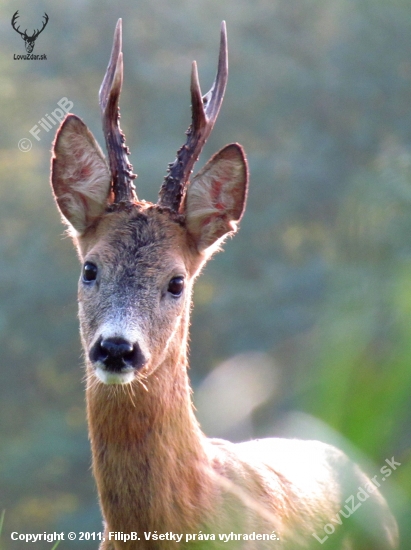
[{"x1": 89, "y1": 336, "x2": 147, "y2": 383}]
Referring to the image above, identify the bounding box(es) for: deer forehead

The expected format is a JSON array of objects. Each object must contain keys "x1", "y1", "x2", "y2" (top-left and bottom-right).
[{"x1": 77, "y1": 206, "x2": 198, "y2": 277}]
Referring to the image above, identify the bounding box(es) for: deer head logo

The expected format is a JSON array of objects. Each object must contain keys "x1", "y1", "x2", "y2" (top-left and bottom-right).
[{"x1": 11, "y1": 11, "x2": 49, "y2": 54}]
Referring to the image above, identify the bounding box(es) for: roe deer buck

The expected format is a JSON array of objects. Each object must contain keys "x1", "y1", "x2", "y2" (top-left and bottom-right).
[{"x1": 50, "y1": 19, "x2": 398, "y2": 550}]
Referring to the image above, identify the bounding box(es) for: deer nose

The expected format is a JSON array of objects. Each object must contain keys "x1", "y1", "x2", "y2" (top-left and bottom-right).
[{"x1": 90, "y1": 337, "x2": 146, "y2": 372}]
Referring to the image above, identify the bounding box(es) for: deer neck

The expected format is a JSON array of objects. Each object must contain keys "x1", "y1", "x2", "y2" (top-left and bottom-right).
[{"x1": 86, "y1": 319, "x2": 214, "y2": 537}]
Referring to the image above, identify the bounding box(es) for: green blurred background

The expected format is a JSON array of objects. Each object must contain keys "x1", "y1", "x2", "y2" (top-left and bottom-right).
[{"x1": 0, "y1": 0, "x2": 410, "y2": 547}]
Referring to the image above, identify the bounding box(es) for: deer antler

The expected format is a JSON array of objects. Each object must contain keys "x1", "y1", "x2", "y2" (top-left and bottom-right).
[
  {"x1": 158, "y1": 21, "x2": 228, "y2": 213},
  {"x1": 99, "y1": 19, "x2": 137, "y2": 204},
  {"x1": 11, "y1": 11, "x2": 25, "y2": 37},
  {"x1": 32, "y1": 13, "x2": 49, "y2": 40},
  {"x1": 11, "y1": 11, "x2": 49, "y2": 39}
]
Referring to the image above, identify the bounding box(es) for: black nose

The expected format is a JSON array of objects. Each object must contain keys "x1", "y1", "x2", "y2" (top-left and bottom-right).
[{"x1": 90, "y1": 337, "x2": 146, "y2": 372}]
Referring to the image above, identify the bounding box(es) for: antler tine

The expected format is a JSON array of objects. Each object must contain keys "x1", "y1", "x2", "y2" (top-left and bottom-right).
[
  {"x1": 158, "y1": 21, "x2": 228, "y2": 212},
  {"x1": 99, "y1": 19, "x2": 137, "y2": 204}
]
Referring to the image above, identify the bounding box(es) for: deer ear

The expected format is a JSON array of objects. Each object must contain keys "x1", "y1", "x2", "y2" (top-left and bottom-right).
[
  {"x1": 51, "y1": 114, "x2": 111, "y2": 235},
  {"x1": 184, "y1": 143, "x2": 248, "y2": 253}
]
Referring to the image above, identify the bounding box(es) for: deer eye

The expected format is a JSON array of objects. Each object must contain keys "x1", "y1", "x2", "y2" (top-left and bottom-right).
[
  {"x1": 82, "y1": 262, "x2": 98, "y2": 283},
  {"x1": 167, "y1": 276, "x2": 184, "y2": 297}
]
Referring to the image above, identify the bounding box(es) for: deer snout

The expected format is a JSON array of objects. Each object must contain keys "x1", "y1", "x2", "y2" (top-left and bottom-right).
[{"x1": 90, "y1": 336, "x2": 147, "y2": 373}]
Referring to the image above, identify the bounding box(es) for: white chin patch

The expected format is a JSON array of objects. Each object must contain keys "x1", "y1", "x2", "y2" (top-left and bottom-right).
[{"x1": 95, "y1": 367, "x2": 135, "y2": 385}]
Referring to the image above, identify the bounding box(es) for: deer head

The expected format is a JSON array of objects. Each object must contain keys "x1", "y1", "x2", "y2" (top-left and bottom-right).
[
  {"x1": 11, "y1": 11, "x2": 49, "y2": 54},
  {"x1": 50, "y1": 20, "x2": 248, "y2": 386}
]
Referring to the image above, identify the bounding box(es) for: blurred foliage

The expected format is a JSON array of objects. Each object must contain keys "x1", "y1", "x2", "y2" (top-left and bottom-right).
[{"x1": 0, "y1": 0, "x2": 410, "y2": 547}]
